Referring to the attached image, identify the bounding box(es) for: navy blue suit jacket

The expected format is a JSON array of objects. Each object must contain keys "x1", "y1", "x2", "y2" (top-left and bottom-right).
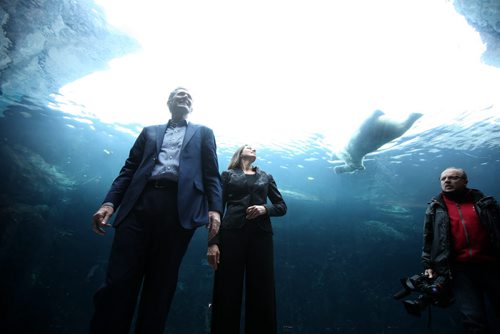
[{"x1": 103, "y1": 122, "x2": 223, "y2": 229}]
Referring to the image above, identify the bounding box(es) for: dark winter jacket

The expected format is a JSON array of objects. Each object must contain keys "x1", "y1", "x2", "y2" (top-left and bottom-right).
[{"x1": 421, "y1": 189, "x2": 500, "y2": 276}]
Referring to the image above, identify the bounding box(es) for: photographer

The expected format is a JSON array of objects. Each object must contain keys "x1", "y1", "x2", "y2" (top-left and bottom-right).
[{"x1": 421, "y1": 167, "x2": 500, "y2": 333}]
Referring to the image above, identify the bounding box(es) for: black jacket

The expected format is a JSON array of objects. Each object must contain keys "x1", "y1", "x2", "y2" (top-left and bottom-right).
[
  {"x1": 210, "y1": 167, "x2": 287, "y2": 245},
  {"x1": 421, "y1": 189, "x2": 500, "y2": 276}
]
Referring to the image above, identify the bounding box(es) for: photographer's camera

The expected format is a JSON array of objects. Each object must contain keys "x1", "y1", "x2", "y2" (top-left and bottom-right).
[{"x1": 394, "y1": 273, "x2": 454, "y2": 317}]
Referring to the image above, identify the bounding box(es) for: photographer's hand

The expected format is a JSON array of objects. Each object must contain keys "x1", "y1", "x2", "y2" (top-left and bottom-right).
[{"x1": 424, "y1": 268, "x2": 435, "y2": 279}]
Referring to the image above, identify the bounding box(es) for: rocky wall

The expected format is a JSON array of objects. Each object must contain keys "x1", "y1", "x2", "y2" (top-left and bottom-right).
[{"x1": 0, "y1": 0, "x2": 138, "y2": 104}]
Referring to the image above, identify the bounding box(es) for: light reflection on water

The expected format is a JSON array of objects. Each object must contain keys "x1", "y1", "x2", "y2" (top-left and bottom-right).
[{"x1": 52, "y1": 98, "x2": 500, "y2": 166}]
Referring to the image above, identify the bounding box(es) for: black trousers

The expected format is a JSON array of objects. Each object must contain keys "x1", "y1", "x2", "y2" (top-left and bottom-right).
[
  {"x1": 211, "y1": 222, "x2": 276, "y2": 334},
  {"x1": 452, "y1": 262, "x2": 500, "y2": 334},
  {"x1": 90, "y1": 183, "x2": 194, "y2": 334}
]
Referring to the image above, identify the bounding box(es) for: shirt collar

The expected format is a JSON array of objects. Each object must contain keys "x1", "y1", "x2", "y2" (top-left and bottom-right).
[{"x1": 167, "y1": 119, "x2": 188, "y2": 128}]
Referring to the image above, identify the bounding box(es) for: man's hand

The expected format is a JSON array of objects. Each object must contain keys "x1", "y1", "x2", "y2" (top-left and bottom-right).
[
  {"x1": 92, "y1": 205, "x2": 114, "y2": 235},
  {"x1": 207, "y1": 211, "x2": 221, "y2": 241},
  {"x1": 207, "y1": 244, "x2": 220, "y2": 270}
]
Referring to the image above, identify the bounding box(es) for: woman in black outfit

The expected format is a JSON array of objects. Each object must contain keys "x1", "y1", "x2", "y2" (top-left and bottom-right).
[{"x1": 208, "y1": 144, "x2": 287, "y2": 334}]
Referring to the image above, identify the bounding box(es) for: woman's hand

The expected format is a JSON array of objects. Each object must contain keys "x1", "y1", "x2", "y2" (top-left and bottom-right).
[{"x1": 245, "y1": 205, "x2": 267, "y2": 220}]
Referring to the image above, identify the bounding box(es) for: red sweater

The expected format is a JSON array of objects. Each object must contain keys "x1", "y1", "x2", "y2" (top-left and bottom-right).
[{"x1": 443, "y1": 194, "x2": 494, "y2": 263}]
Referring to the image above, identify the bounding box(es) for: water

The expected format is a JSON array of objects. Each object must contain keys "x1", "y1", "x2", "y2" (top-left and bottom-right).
[{"x1": 0, "y1": 98, "x2": 499, "y2": 333}]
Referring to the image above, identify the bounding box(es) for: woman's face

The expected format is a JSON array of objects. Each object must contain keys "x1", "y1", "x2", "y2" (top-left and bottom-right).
[{"x1": 240, "y1": 145, "x2": 256, "y2": 162}]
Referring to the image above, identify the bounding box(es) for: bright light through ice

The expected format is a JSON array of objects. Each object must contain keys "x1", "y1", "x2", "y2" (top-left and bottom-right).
[{"x1": 56, "y1": 0, "x2": 500, "y2": 150}]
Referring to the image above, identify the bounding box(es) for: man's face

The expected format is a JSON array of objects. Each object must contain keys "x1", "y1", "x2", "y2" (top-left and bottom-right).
[
  {"x1": 440, "y1": 168, "x2": 467, "y2": 193},
  {"x1": 169, "y1": 89, "x2": 192, "y2": 119}
]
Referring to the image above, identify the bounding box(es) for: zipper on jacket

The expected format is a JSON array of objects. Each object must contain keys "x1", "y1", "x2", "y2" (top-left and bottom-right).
[{"x1": 456, "y1": 203, "x2": 473, "y2": 258}]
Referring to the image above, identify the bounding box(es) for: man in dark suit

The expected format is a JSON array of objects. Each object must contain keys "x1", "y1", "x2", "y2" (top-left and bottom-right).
[{"x1": 90, "y1": 87, "x2": 223, "y2": 334}]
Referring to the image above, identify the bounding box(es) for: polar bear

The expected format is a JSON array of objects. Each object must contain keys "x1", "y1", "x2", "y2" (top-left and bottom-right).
[{"x1": 334, "y1": 110, "x2": 422, "y2": 174}]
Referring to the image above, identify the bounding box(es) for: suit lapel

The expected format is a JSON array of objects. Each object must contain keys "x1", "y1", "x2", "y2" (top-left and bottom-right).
[{"x1": 182, "y1": 123, "x2": 199, "y2": 150}]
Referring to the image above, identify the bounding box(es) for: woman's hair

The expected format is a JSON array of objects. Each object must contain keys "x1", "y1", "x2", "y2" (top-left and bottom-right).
[{"x1": 227, "y1": 145, "x2": 248, "y2": 170}]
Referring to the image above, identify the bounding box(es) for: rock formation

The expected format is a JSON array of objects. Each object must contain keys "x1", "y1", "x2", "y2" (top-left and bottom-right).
[
  {"x1": 0, "y1": 0, "x2": 138, "y2": 105},
  {"x1": 453, "y1": 0, "x2": 500, "y2": 67}
]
